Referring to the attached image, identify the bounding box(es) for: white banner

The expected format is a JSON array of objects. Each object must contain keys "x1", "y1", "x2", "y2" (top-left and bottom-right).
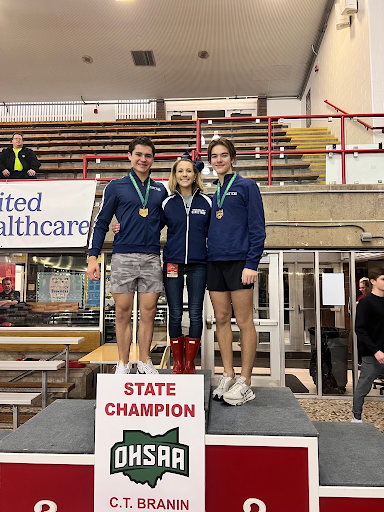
[
  {"x1": 0, "y1": 180, "x2": 96, "y2": 248},
  {"x1": 94, "y1": 374, "x2": 205, "y2": 512}
]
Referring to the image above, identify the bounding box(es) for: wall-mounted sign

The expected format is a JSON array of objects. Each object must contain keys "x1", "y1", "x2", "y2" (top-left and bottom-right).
[
  {"x1": 322, "y1": 273, "x2": 345, "y2": 306},
  {"x1": 37, "y1": 272, "x2": 84, "y2": 307},
  {"x1": 0, "y1": 181, "x2": 96, "y2": 248}
]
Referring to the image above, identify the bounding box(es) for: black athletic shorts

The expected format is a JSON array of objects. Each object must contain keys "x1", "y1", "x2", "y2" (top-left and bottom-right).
[{"x1": 207, "y1": 260, "x2": 254, "y2": 292}]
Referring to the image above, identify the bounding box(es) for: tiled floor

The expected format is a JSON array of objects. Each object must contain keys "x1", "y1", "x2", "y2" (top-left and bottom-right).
[
  {"x1": 212, "y1": 365, "x2": 384, "y2": 434},
  {"x1": 298, "y1": 399, "x2": 384, "y2": 434}
]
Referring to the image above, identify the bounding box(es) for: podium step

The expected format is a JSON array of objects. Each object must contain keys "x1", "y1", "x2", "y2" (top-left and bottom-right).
[
  {"x1": 0, "y1": 399, "x2": 95, "y2": 454},
  {"x1": 314, "y1": 421, "x2": 384, "y2": 487},
  {"x1": 208, "y1": 387, "x2": 318, "y2": 437},
  {"x1": 0, "y1": 371, "x2": 212, "y2": 455}
]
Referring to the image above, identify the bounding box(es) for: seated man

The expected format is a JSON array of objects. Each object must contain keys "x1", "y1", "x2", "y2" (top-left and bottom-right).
[
  {"x1": 0, "y1": 277, "x2": 20, "y2": 308},
  {"x1": 0, "y1": 132, "x2": 40, "y2": 179}
]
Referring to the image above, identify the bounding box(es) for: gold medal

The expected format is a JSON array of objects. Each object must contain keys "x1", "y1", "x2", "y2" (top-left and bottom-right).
[
  {"x1": 139, "y1": 208, "x2": 148, "y2": 217},
  {"x1": 216, "y1": 209, "x2": 224, "y2": 219}
]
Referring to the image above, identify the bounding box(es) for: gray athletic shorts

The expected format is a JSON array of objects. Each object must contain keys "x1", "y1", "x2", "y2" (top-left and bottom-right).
[{"x1": 110, "y1": 253, "x2": 163, "y2": 294}]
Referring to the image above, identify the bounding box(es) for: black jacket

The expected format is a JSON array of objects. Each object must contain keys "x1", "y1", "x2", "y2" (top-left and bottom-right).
[
  {"x1": 355, "y1": 293, "x2": 384, "y2": 357},
  {"x1": 0, "y1": 289, "x2": 20, "y2": 302},
  {"x1": 0, "y1": 146, "x2": 41, "y2": 179}
]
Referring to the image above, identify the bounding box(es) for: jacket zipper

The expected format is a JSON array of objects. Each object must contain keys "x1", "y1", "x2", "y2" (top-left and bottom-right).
[
  {"x1": 177, "y1": 189, "x2": 198, "y2": 265},
  {"x1": 142, "y1": 178, "x2": 149, "y2": 247}
]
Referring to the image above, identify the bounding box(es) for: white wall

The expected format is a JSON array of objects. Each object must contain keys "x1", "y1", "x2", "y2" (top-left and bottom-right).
[
  {"x1": 302, "y1": 0, "x2": 373, "y2": 145},
  {"x1": 83, "y1": 104, "x2": 116, "y2": 123},
  {"x1": 267, "y1": 98, "x2": 303, "y2": 128},
  {"x1": 165, "y1": 98, "x2": 257, "y2": 120},
  {"x1": 368, "y1": 0, "x2": 384, "y2": 145}
]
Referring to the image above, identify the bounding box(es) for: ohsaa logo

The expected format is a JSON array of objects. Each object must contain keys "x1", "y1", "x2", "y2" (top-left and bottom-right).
[{"x1": 110, "y1": 427, "x2": 189, "y2": 488}]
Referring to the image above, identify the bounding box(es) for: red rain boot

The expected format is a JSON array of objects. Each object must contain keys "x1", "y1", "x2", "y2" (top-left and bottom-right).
[
  {"x1": 170, "y1": 336, "x2": 184, "y2": 374},
  {"x1": 183, "y1": 337, "x2": 200, "y2": 374}
]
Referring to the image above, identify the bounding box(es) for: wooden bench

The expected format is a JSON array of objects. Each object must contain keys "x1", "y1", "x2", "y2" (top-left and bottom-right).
[
  {"x1": 0, "y1": 381, "x2": 75, "y2": 396},
  {"x1": 0, "y1": 123, "x2": 198, "y2": 136},
  {"x1": 0, "y1": 132, "x2": 198, "y2": 141},
  {"x1": 26, "y1": 302, "x2": 79, "y2": 313},
  {"x1": 0, "y1": 392, "x2": 41, "y2": 429},
  {"x1": 0, "y1": 336, "x2": 83, "y2": 383},
  {"x1": 30, "y1": 139, "x2": 295, "y2": 152},
  {"x1": 0, "y1": 361, "x2": 64, "y2": 408},
  {"x1": 79, "y1": 342, "x2": 156, "y2": 372},
  {"x1": 0, "y1": 129, "x2": 289, "y2": 144}
]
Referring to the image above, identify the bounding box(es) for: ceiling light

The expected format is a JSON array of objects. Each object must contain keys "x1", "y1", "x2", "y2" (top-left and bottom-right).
[{"x1": 198, "y1": 51, "x2": 209, "y2": 59}]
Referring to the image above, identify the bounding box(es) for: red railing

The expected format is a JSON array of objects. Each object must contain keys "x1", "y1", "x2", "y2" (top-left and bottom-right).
[
  {"x1": 6, "y1": 113, "x2": 384, "y2": 186},
  {"x1": 82, "y1": 152, "x2": 193, "y2": 180},
  {"x1": 196, "y1": 113, "x2": 384, "y2": 185},
  {"x1": 324, "y1": 100, "x2": 384, "y2": 132}
]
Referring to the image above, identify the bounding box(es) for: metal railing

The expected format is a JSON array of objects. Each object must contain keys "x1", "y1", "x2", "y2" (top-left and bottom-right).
[
  {"x1": 196, "y1": 114, "x2": 384, "y2": 185},
  {"x1": 324, "y1": 100, "x2": 384, "y2": 133},
  {"x1": 82, "y1": 153, "x2": 192, "y2": 180},
  {"x1": 2, "y1": 111, "x2": 384, "y2": 185},
  {"x1": 0, "y1": 100, "x2": 156, "y2": 123}
]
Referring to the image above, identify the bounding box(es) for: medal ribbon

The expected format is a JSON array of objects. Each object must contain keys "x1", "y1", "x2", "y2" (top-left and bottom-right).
[
  {"x1": 216, "y1": 172, "x2": 237, "y2": 209},
  {"x1": 129, "y1": 172, "x2": 150, "y2": 208}
]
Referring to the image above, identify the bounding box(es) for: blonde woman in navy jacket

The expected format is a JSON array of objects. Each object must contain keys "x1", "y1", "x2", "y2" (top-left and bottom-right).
[{"x1": 162, "y1": 154, "x2": 211, "y2": 374}]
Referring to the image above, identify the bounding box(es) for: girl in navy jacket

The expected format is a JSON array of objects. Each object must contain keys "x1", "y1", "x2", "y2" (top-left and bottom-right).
[{"x1": 161, "y1": 154, "x2": 211, "y2": 374}]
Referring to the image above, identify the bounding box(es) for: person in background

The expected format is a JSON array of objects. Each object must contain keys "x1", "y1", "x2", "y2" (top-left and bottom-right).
[
  {"x1": 161, "y1": 154, "x2": 211, "y2": 374},
  {"x1": 356, "y1": 277, "x2": 370, "y2": 305},
  {"x1": 0, "y1": 133, "x2": 40, "y2": 179},
  {"x1": 0, "y1": 277, "x2": 20, "y2": 307},
  {"x1": 352, "y1": 268, "x2": 384, "y2": 422},
  {"x1": 206, "y1": 137, "x2": 266, "y2": 406}
]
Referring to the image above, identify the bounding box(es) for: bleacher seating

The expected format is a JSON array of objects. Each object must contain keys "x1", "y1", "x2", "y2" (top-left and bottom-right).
[{"x1": 0, "y1": 118, "x2": 330, "y2": 187}]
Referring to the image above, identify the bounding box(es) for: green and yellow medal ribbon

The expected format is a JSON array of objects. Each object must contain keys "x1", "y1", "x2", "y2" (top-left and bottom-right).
[
  {"x1": 130, "y1": 172, "x2": 151, "y2": 217},
  {"x1": 216, "y1": 172, "x2": 237, "y2": 219}
]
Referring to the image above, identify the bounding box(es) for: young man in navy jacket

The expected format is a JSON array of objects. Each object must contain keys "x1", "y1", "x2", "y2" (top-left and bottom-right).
[
  {"x1": 87, "y1": 137, "x2": 168, "y2": 374},
  {"x1": 207, "y1": 137, "x2": 266, "y2": 405}
]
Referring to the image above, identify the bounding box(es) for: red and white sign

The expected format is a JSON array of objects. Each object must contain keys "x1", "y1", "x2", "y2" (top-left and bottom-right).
[
  {"x1": 166, "y1": 263, "x2": 178, "y2": 278},
  {"x1": 94, "y1": 374, "x2": 205, "y2": 512}
]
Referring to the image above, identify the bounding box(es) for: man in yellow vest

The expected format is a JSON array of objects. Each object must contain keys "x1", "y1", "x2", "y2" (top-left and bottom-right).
[{"x1": 0, "y1": 132, "x2": 40, "y2": 179}]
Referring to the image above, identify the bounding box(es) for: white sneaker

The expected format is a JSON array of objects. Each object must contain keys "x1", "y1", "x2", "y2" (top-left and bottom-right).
[
  {"x1": 114, "y1": 361, "x2": 130, "y2": 375},
  {"x1": 351, "y1": 417, "x2": 363, "y2": 423},
  {"x1": 212, "y1": 372, "x2": 236, "y2": 401},
  {"x1": 137, "y1": 358, "x2": 159, "y2": 374},
  {"x1": 223, "y1": 377, "x2": 255, "y2": 406}
]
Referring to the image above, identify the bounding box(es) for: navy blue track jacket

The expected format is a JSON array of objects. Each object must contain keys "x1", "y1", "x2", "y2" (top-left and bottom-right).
[
  {"x1": 161, "y1": 189, "x2": 212, "y2": 264},
  {"x1": 207, "y1": 173, "x2": 266, "y2": 271},
  {"x1": 88, "y1": 171, "x2": 168, "y2": 257}
]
